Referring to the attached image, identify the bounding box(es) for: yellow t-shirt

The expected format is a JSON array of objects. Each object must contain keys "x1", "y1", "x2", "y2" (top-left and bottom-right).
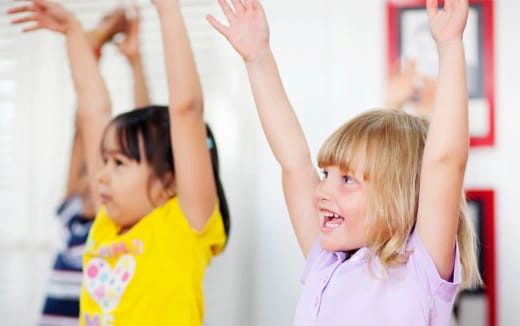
[{"x1": 79, "y1": 197, "x2": 226, "y2": 326}]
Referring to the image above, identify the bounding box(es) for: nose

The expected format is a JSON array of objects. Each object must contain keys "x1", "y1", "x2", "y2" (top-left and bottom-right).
[
  {"x1": 315, "y1": 178, "x2": 333, "y2": 202},
  {"x1": 97, "y1": 164, "x2": 110, "y2": 185}
]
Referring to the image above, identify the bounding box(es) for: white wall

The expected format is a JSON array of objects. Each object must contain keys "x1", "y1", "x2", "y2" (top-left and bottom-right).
[
  {"x1": 0, "y1": 0, "x2": 519, "y2": 325},
  {"x1": 483, "y1": 1, "x2": 520, "y2": 325}
]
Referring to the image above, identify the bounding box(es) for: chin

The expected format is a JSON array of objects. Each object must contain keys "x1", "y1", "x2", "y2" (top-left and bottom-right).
[
  {"x1": 104, "y1": 207, "x2": 122, "y2": 223},
  {"x1": 319, "y1": 233, "x2": 361, "y2": 252},
  {"x1": 320, "y1": 235, "x2": 344, "y2": 252},
  {"x1": 106, "y1": 211, "x2": 121, "y2": 223}
]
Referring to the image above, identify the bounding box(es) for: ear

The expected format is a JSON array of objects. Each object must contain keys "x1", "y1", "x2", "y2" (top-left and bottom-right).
[{"x1": 161, "y1": 172, "x2": 176, "y2": 198}]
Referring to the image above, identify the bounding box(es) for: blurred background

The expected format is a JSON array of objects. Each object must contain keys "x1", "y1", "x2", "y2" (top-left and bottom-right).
[{"x1": 0, "y1": 0, "x2": 519, "y2": 325}]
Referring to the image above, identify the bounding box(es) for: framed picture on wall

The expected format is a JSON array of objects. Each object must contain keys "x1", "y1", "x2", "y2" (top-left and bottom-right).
[
  {"x1": 387, "y1": 0, "x2": 495, "y2": 147},
  {"x1": 452, "y1": 189, "x2": 496, "y2": 326}
]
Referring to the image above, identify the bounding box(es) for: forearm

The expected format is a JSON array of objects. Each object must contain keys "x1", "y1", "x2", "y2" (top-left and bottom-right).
[
  {"x1": 424, "y1": 41, "x2": 468, "y2": 165},
  {"x1": 65, "y1": 129, "x2": 85, "y2": 199},
  {"x1": 129, "y1": 54, "x2": 151, "y2": 108},
  {"x1": 66, "y1": 19, "x2": 111, "y2": 212},
  {"x1": 246, "y1": 50, "x2": 313, "y2": 171},
  {"x1": 66, "y1": 19, "x2": 111, "y2": 116},
  {"x1": 156, "y1": 3, "x2": 203, "y2": 113}
]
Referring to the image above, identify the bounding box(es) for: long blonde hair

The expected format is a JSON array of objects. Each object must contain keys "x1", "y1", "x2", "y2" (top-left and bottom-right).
[{"x1": 317, "y1": 109, "x2": 481, "y2": 289}]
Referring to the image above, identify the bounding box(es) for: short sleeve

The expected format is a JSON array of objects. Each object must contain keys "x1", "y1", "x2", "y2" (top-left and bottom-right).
[
  {"x1": 301, "y1": 237, "x2": 323, "y2": 284},
  {"x1": 193, "y1": 201, "x2": 227, "y2": 259},
  {"x1": 408, "y1": 230, "x2": 462, "y2": 302}
]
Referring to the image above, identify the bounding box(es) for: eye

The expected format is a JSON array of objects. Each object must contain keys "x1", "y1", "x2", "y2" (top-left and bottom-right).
[
  {"x1": 115, "y1": 158, "x2": 124, "y2": 166},
  {"x1": 343, "y1": 176, "x2": 355, "y2": 184},
  {"x1": 320, "y1": 169, "x2": 328, "y2": 179}
]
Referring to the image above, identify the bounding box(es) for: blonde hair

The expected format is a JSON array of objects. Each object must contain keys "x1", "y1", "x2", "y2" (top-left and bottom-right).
[{"x1": 317, "y1": 109, "x2": 481, "y2": 289}]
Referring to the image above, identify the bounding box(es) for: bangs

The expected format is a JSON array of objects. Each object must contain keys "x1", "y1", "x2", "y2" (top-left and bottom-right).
[
  {"x1": 101, "y1": 115, "x2": 147, "y2": 163},
  {"x1": 317, "y1": 120, "x2": 370, "y2": 179},
  {"x1": 317, "y1": 110, "x2": 428, "y2": 182},
  {"x1": 100, "y1": 107, "x2": 174, "y2": 181}
]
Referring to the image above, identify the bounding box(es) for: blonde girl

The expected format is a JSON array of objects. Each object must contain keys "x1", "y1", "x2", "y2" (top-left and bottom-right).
[{"x1": 208, "y1": 0, "x2": 479, "y2": 324}]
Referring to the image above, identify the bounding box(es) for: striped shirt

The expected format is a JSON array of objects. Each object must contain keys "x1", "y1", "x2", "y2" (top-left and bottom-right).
[{"x1": 39, "y1": 196, "x2": 93, "y2": 326}]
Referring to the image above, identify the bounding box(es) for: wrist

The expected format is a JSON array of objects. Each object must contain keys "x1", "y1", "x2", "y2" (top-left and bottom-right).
[
  {"x1": 245, "y1": 47, "x2": 273, "y2": 67},
  {"x1": 65, "y1": 16, "x2": 82, "y2": 34},
  {"x1": 88, "y1": 28, "x2": 110, "y2": 48},
  {"x1": 127, "y1": 52, "x2": 142, "y2": 65},
  {"x1": 436, "y1": 38, "x2": 464, "y2": 52}
]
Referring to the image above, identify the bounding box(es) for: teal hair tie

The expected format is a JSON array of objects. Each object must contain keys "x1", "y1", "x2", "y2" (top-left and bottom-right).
[{"x1": 206, "y1": 137, "x2": 214, "y2": 150}]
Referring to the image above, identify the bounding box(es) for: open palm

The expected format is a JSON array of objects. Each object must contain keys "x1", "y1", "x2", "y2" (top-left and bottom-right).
[
  {"x1": 207, "y1": 0, "x2": 269, "y2": 62},
  {"x1": 427, "y1": 0, "x2": 469, "y2": 44},
  {"x1": 8, "y1": 0, "x2": 73, "y2": 34}
]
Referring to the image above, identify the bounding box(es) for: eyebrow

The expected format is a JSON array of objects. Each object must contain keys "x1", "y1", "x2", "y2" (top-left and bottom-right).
[{"x1": 102, "y1": 148, "x2": 124, "y2": 156}]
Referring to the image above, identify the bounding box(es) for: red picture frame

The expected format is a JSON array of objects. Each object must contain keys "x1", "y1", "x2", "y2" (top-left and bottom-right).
[
  {"x1": 463, "y1": 189, "x2": 497, "y2": 326},
  {"x1": 387, "y1": 0, "x2": 495, "y2": 147}
]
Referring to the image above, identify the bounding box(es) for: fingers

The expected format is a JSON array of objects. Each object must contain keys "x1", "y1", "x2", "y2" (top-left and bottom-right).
[
  {"x1": 10, "y1": 14, "x2": 37, "y2": 25},
  {"x1": 251, "y1": 0, "x2": 262, "y2": 11},
  {"x1": 6, "y1": 5, "x2": 36, "y2": 15},
  {"x1": 243, "y1": 0, "x2": 253, "y2": 10},
  {"x1": 406, "y1": 59, "x2": 417, "y2": 74},
  {"x1": 217, "y1": 0, "x2": 236, "y2": 23},
  {"x1": 426, "y1": 0, "x2": 438, "y2": 19},
  {"x1": 420, "y1": 75, "x2": 436, "y2": 88},
  {"x1": 22, "y1": 23, "x2": 42, "y2": 32},
  {"x1": 206, "y1": 14, "x2": 229, "y2": 37},
  {"x1": 230, "y1": 0, "x2": 245, "y2": 14}
]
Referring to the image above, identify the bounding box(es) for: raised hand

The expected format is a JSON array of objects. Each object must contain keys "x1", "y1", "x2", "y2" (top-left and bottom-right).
[
  {"x1": 7, "y1": 0, "x2": 74, "y2": 34},
  {"x1": 116, "y1": 7, "x2": 141, "y2": 61},
  {"x1": 426, "y1": 0, "x2": 469, "y2": 45},
  {"x1": 207, "y1": 0, "x2": 269, "y2": 62},
  {"x1": 385, "y1": 59, "x2": 418, "y2": 110},
  {"x1": 413, "y1": 75, "x2": 436, "y2": 118},
  {"x1": 92, "y1": 8, "x2": 127, "y2": 44}
]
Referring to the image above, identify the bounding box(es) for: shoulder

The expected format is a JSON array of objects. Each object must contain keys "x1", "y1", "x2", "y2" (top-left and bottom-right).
[
  {"x1": 301, "y1": 237, "x2": 331, "y2": 284},
  {"x1": 165, "y1": 197, "x2": 227, "y2": 255},
  {"x1": 407, "y1": 230, "x2": 462, "y2": 301}
]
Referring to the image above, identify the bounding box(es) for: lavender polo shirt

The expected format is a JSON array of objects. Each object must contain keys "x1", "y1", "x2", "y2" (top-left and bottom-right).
[{"x1": 293, "y1": 231, "x2": 461, "y2": 326}]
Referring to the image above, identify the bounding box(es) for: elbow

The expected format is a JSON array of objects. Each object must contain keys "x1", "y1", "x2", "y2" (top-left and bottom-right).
[
  {"x1": 76, "y1": 100, "x2": 111, "y2": 124},
  {"x1": 169, "y1": 95, "x2": 203, "y2": 115},
  {"x1": 423, "y1": 150, "x2": 468, "y2": 174},
  {"x1": 280, "y1": 152, "x2": 314, "y2": 175},
  {"x1": 423, "y1": 138, "x2": 469, "y2": 169}
]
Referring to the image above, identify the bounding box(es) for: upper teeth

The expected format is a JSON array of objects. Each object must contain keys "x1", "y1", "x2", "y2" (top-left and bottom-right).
[{"x1": 323, "y1": 211, "x2": 340, "y2": 218}]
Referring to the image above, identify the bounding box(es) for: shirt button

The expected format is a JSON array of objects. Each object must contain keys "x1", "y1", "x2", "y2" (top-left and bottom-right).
[{"x1": 322, "y1": 279, "x2": 327, "y2": 286}]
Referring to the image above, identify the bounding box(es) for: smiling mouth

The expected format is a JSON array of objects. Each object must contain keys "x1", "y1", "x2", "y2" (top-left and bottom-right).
[
  {"x1": 99, "y1": 194, "x2": 112, "y2": 204},
  {"x1": 321, "y1": 209, "x2": 345, "y2": 231}
]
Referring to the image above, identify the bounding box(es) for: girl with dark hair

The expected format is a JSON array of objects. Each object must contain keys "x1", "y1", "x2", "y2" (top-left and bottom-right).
[
  {"x1": 9, "y1": 0, "x2": 229, "y2": 325},
  {"x1": 23, "y1": 8, "x2": 138, "y2": 326}
]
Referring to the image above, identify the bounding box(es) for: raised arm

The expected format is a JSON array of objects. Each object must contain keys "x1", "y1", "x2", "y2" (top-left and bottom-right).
[
  {"x1": 9, "y1": 0, "x2": 112, "y2": 212},
  {"x1": 64, "y1": 129, "x2": 86, "y2": 199},
  {"x1": 208, "y1": 0, "x2": 319, "y2": 255},
  {"x1": 152, "y1": 0, "x2": 217, "y2": 232},
  {"x1": 417, "y1": 0, "x2": 469, "y2": 280},
  {"x1": 116, "y1": 7, "x2": 151, "y2": 108}
]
